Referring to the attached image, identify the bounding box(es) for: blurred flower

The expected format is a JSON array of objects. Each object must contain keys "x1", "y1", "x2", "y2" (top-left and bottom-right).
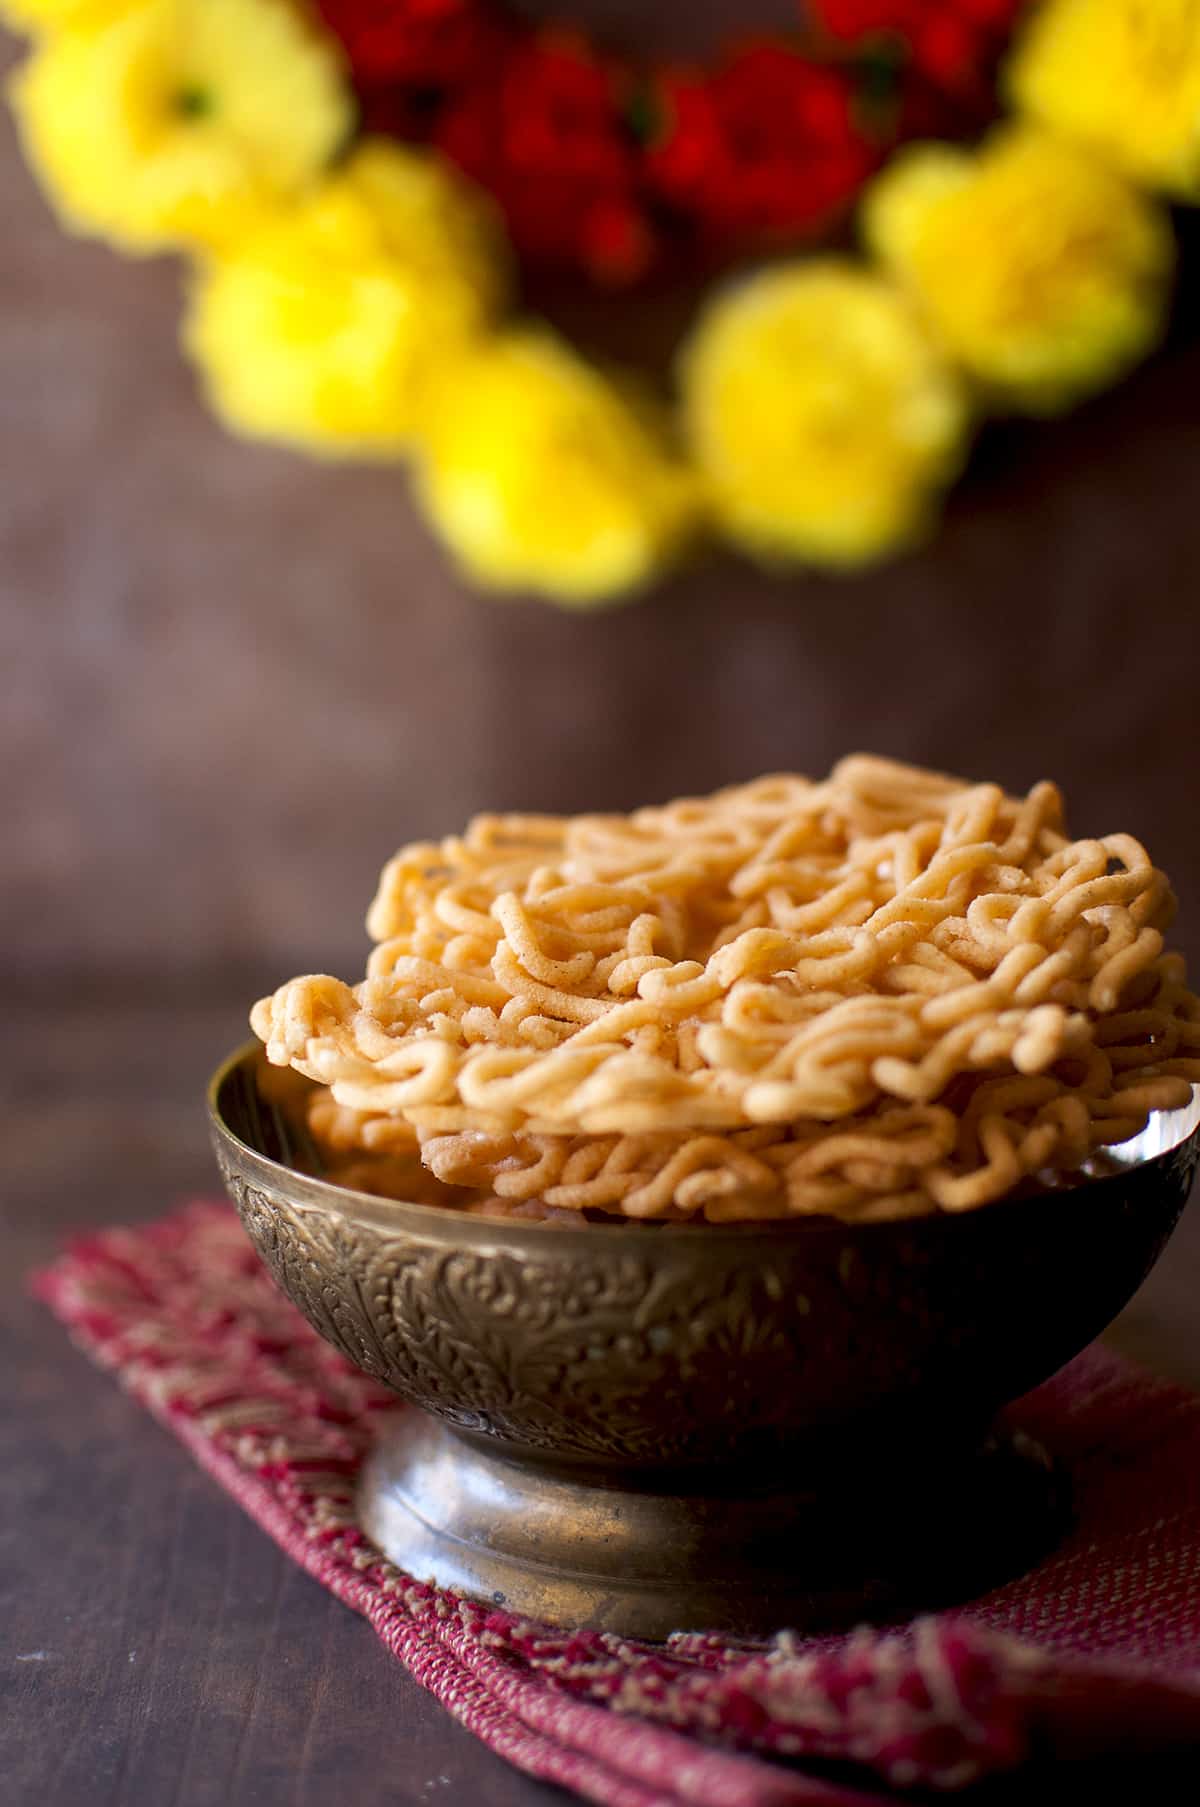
[
  {"x1": 184, "y1": 140, "x2": 505, "y2": 458},
  {"x1": 680, "y1": 259, "x2": 967, "y2": 568},
  {"x1": 315, "y1": 0, "x2": 506, "y2": 87},
  {"x1": 0, "y1": 0, "x2": 134, "y2": 30},
  {"x1": 647, "y1": 46, "x2": 874, "y2": 246},
  {"x1": 865, "y1": 125, "x2": 1174, "y2": 412},
  {"x1": 1009, "y1": 0, "x2": 1200, "y2": 199},
  {"x1": 811, "y1": 0, "x2": 1027, "y2": 105},
  {"x1": 435, "y1": 33, "x2": 657, "y2": 286},
  {"x1": 10, "y1": 0, "x2": 352, "y2": 255},
  {"x1": 415, "y1": 331, "x2": 702, "y2": 602}
]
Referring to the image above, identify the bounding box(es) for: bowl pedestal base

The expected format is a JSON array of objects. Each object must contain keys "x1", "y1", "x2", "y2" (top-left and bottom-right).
[{"x1": 359, "y1": 1409, "x2": 1067, "y2": 1641}]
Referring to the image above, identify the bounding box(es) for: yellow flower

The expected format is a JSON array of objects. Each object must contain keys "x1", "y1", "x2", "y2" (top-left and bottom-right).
[
  {"x1": 0, "y1": 0, "x2": 134, "y2": 32},
  {"x1": 679, "y1": 259, "x2": 967, "y2": 569},
  {"x1": 9, "y1": 0, "x2": 352, "y2": 255},
  {"x1": 865, "y1": 126, "x2": 1173, "y2": 414},
  {"x1": 416, "y1": 332, "x2": 702, "y2": 604},
  {"x1": 184, "y1": 141, "x2": 505, "y2": 458},
  {"x1": 1010, "y1": 0, "x2": 1200, "y2": 199}
]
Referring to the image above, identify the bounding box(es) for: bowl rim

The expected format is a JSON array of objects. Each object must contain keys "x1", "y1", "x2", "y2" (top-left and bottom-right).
[{"x1": 208, "y1": 1040, "x2": 1200, "y2": 1250}]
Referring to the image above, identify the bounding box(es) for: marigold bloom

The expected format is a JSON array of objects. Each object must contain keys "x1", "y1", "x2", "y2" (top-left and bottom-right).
[
  {"x1": 184, "y1": 140, "x2": 504, "y2": 457},
  {"x1": 416, "y1": 331, "x2": 701, "y2": 603},
  {"x1": 1010, "y1": 0, "x2": 1200, "y2": 199},
  {"x1": 865, "y1": 126, "x2": 1173, "y2": 412},
  {"x1": 10, "y1": 0, "x2": 352, "y2": 254},
  {"x1": 0, "y1": 0, "x2": 133, "y2": 30},
  {"x1": 680, "y1": 259, "x2": 967, "y2": 568}
]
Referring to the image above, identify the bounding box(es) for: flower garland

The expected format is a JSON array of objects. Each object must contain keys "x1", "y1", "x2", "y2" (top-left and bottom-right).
[
  {"x1": 3, "y1": 0, "x2": 1198, "y2": 606},
  {"x1": 315, "y1": 0, "x2": 1029, "y2": 287}
]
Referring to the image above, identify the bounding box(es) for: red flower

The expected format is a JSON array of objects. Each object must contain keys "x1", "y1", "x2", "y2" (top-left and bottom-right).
[
  {"x1": 648, "y1": 45, "x2": 874, "y2": 241},
  {"x1": 579, "y1": 197, "x2": 659, "y2": 289},
  {"x1": 813, "y1": 0, "x2": 1024, "y2": 40},
  {"x1": 810, "y1": 0, "x2": 1028, "y2": 103},
  {"x1": 325, "y1": 1, "x2": 1024, "y2": 284},
  {"x1": 316, "y1": 0, "x2": 507, "y2": 89},
  {"x1": 435, "y1": 35, "x2": 659, "y2": 285}
]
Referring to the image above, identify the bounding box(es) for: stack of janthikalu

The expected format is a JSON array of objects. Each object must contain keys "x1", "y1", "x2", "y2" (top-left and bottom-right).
[{"x1": 252, "y1": 757, "x2": 1200, "y2": 1223}]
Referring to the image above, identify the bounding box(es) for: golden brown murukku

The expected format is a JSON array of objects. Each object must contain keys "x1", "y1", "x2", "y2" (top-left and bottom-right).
[{"x1": 254, "y1": 757, "x2": 1200, "y2": 1221}]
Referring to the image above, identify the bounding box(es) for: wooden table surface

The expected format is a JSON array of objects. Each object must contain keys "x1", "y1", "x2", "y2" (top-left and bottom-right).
[{"x1": 4, "y1": 992, "x2": 1198, "y2": 1806}]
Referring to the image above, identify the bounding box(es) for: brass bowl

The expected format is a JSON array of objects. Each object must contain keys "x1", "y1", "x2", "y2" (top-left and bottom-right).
[{"x1": 209, "y1": 1043, "x2": 1199, "y2": 1638}]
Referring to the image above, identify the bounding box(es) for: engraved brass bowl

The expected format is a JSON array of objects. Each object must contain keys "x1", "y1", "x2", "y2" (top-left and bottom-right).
[{"x1": 209, "y1": 1043, "x2": 1199, "y2": 1639}]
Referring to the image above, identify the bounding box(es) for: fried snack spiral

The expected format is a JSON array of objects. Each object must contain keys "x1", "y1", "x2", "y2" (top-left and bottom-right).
[{"x1": 254, "y1": 757, "x2": 1200, "y2": 1222}]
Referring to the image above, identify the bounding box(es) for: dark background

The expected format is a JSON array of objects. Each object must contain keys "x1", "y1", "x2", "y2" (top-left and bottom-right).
[
  {"x1": 5, "y1": 11, "x2": 1200, "y2": 991},
  {"x1": 3, "y1": 10, "x2": 1200, "y2": 1803}
]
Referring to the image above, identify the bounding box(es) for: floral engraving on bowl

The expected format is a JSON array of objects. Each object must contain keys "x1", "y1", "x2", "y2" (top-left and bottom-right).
[
  {"x1": 211, "y1": 1070, "x2": 1198, "y2": 1472},
  {"x1": 217, "y1": 1154, "x2": 832, "y2": 1462}
]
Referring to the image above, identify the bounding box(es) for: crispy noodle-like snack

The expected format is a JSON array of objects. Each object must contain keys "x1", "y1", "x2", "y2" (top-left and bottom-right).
[{"x1": 253, "y1": 757, "x2": 1200, "y2": 1222}]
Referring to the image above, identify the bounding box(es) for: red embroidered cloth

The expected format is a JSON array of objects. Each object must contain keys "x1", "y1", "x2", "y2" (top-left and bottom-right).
[{"x1": 34, "y1": 1202, "x2": 1200, "y2": 1806}]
